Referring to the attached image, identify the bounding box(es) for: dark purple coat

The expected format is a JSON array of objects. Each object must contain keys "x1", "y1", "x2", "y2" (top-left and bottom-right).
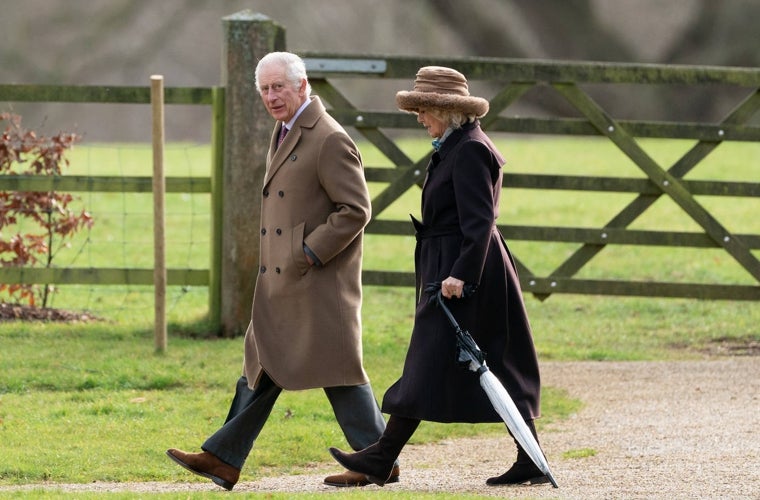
[{"x1": 381, "y1": 121, "x2": 541, "y2": 423}]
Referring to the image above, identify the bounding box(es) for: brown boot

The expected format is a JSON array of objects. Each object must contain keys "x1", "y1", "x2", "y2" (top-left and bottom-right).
[
  {"x1": 166, "y1": 448, "x2": 240, "y2": 490},
  {"x1": 486, "y1": 420, "x2": 550, "y2": 486},
  {"x1": 323, "y1": 465, "x2": 400, "y2": 487}
]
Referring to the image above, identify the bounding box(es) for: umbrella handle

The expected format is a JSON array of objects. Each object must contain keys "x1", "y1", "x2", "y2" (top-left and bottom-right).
[
  {"x1": 431, "y1": 287, "x2": 487, "y2": 368},
  {"x1": 434, "y1": 290, "x2": 463, "y2": 332}
]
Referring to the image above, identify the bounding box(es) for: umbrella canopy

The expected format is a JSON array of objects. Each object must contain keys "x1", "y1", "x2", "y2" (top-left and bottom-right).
[
  {"x1": 427, "y1": 283, "x2": 559, "y2": 488},
  {"x1": 479, "y1": 369, "x2": 558, "y2": 487}
]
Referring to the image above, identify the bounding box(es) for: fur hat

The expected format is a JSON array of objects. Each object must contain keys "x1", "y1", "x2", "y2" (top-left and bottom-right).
[{"x1": 395, "y1": 66, "x2": 489, "y2": 118}]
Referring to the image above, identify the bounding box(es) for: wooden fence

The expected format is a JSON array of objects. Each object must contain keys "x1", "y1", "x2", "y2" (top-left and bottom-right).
[
  {"x1": 0, "y1": 83, "x2": 226, "y2": 327},
  {"x1": 1, "y1": 13, "x2": 759, "y2": 336}
]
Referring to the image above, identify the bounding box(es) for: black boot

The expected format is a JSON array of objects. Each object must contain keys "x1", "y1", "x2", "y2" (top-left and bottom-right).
[
  {"x1": 487, "y1": 419, "x2": 550, "y2": 486},
  {"x1": 329, "y1": 415, "x2": 419, "y2": 486}
]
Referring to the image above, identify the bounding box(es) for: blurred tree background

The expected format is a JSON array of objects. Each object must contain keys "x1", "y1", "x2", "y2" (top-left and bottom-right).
[{"x1": 1, "y1": 0, "x2": 758, "y2": 142}]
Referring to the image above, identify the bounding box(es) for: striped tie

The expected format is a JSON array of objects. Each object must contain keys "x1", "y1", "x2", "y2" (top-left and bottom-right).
[{"x1": 277, "y1": 125, "x2": 288, "y2": 147}]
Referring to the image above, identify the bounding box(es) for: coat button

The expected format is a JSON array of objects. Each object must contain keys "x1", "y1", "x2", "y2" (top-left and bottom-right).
[
  {"x1": 278, "y1": 191, "x2": 285, "y2": 197},
  {"x1": 275, "y1": 267, "x2": 281, "y2": 273},
  {"x1": 276, "y1": 228, "x2": 282, "y2": 235},
  {"x1": 263, "y1": 190, "x2": 269, "y2": 197},
  {"x1": 260, "y1": 266, "x2": 266, "y2": 274},
  {"x1": 261, "y1": 228, "x2": 267, "y2": 235}
]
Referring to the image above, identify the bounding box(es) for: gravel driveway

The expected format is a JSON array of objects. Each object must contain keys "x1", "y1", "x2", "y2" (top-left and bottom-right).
[{"x1": 3, "y1": 358, "x2": 758, "y2": 498}]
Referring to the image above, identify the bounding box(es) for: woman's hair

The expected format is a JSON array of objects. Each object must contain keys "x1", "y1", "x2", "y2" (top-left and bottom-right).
[
  {"x1": 424, "y1": 108, "x2": 476, "y2": 129},
  {"x1": 254, "y1": 52, "x2": 312, "y2": 96}
]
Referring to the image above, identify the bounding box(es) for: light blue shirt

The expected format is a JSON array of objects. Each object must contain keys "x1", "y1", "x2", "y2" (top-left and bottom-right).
[{"x1": 283, "y1": 97, "x2": 312, "y2": 131}]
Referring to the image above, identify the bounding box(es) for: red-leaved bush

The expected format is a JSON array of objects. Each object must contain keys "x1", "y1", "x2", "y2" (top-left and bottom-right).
[{"x1": 0, "y1": 112, "x2": 93, "y2": 307}]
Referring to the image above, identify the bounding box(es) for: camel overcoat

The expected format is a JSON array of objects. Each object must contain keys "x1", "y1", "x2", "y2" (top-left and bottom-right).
[
  {"x1": 381, "y1": 121, "x2": 542, "y2": 423},
  {"x1": 243, "y1": 96, "x2": 372, "y2": 391}
]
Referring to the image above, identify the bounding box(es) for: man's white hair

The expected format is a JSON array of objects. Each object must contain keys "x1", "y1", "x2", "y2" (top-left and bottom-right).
[{"x1": 255, "y1": 51, "x2": 312, "y2": 96}]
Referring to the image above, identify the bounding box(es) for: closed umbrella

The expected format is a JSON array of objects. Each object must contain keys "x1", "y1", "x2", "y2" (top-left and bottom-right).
[{"x1": 427, "y1": 283, "x2": 559, "y2": 488}]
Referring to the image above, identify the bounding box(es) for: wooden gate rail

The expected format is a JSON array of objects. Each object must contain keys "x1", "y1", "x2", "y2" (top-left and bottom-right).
[
  {"x1": 303, "y1": 54, "x2": 760, "y2": 300},
  {"x1": 0, "y1": 84, "x2": 213, "y2": 104}
]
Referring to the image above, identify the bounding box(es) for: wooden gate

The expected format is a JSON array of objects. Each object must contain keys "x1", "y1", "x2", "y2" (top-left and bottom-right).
[{"x1": 303, "y1": 55, "x2": 760, "y2": 300}]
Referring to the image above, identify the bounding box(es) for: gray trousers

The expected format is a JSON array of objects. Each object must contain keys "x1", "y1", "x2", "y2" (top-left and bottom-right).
[{"x1": 202, "y1": 373, "x2": 387, "y2": 469}]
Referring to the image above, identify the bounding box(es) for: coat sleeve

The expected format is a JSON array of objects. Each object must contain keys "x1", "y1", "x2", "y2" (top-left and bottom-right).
[
  {"x1": 449, "y1": 139, "x2": 500, "y2": 285},
  {"x1": 303, "y1": 129, "x2": 371, "y2": 264}
]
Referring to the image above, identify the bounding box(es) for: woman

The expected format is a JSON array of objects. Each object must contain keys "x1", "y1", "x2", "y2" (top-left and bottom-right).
[{"x1": 329, "y1": 66, "x2": 551, "y2": 487}]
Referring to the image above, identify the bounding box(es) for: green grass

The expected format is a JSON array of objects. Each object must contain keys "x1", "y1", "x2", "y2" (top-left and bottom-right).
[
  {"x1": 562, "y1": 448, "x2": 597, "y2": 460},
  {"x1": 1, "y1": 137, "x2": 759, "y2": 498},
  {"x1": 0, "y1": 288, "x2": 579, "y2": 496}
]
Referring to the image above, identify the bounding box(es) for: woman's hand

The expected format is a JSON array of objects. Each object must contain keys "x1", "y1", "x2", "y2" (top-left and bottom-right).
[{"x1": 441, "y1": 276, "x2": 465, "y2": 299}]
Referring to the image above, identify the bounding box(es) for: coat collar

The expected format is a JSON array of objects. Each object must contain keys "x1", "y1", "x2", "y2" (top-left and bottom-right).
[
  {"x1": 435, "y1": 120, "x2": 479, "y2": 157},
  {"x1": 429, "y1": 120, "x2": 480, "y2": 169}
]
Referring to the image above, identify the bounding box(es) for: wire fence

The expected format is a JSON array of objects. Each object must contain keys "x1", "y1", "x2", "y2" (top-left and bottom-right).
[{"x1": 4, "y1": 142, "x2": 212, "y2": 325}]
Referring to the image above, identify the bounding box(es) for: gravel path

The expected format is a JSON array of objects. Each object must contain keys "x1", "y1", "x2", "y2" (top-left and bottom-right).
[{"x1": 3, "y1": 358, "x2": 758, "y2": 498}]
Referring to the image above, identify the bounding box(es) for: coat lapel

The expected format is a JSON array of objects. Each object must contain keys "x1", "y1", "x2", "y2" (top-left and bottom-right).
[{"x1": 264, "y1": 96, "x2": 324, "y2": 188}]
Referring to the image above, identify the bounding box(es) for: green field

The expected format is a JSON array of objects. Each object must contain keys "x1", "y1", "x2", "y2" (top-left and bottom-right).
[
  {"x1": 15, "y1": 136, "x2": 760, "y2": 314},
  {"x1": 1, "y1": 138, "x2": 758, "y2": 498}
]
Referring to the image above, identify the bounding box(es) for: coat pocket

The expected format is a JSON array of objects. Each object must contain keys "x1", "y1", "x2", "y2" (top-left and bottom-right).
[{"x1": 291, "y1": 222, "x2": 311, "y2": 276}]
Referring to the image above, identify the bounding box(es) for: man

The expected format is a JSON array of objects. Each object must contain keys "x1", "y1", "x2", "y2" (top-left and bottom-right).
[{"x1": 166, "y1": 51, "x2": 398, "y2": 490}]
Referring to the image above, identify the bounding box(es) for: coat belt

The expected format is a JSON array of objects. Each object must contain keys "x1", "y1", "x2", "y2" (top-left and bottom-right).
[
  {"x1": 410, "y1": 215, "x2": 461, "y2": 240},
  {"x1": 411, "y1": 216, "x2": 463, "y2": 301}
]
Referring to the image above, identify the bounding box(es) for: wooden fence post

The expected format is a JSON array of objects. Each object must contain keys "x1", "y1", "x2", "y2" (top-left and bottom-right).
[
  {"x1": 150, "y1": 75, "x2": 167, "y2": 351},
  {"x1": 208, "y1": 86, "x2": 225, "y2": 333},
  {"x1": 219, "y1": 11, "x2": 286, "y2": 336}
]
